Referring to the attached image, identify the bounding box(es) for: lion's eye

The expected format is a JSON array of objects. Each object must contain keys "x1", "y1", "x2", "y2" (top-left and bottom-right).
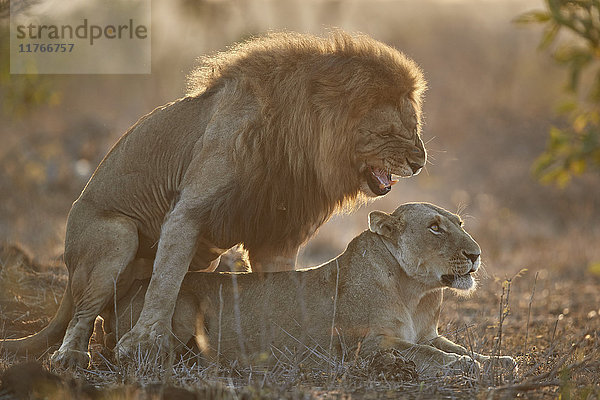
[{"x1": 429, "y1": 223, "x2": 441, "y2": 233}]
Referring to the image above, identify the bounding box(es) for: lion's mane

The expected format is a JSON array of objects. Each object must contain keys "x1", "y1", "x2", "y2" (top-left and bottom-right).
[{"x1": 187, "y1": 31, "x2": 427, "y2": 253}]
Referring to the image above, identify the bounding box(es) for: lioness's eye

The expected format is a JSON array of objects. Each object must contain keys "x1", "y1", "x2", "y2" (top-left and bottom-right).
[{"x1": 429, "y1": 223, "x2": 440, "y2": 233}]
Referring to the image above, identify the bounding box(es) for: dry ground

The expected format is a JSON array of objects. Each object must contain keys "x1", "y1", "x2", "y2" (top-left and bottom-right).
[{"x1": 1, "y1": 241, "x2": 598, "y2": 400}]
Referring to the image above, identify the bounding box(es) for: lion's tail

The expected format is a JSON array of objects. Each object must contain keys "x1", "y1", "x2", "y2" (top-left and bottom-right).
[{"x1": 0, "y1": 286, "x2": 73, "y2": 356}]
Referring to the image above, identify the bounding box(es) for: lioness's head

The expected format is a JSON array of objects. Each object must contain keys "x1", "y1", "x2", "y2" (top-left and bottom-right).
[
  {"x1": 357, "y1": 101, "x2": 427, "y2": 197},
  {"x1": 368, "y1": 203, "x2": 480, "y2": 292}
]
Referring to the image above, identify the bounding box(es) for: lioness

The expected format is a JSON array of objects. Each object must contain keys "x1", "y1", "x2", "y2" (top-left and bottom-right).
[
  {"x1": 101, "y1": 203, "x2": 516, "y2": 375},
  {"x1": 1, "y1": 31, "x2": 427, "y2": 368}
]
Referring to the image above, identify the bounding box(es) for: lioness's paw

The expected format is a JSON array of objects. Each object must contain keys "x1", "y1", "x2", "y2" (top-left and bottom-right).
[
  {"x1": 482, "y1": 355, "x2": 518, "y2": 373},
  {"x1": 51, "y1": 348, "x2": 91, "y2": 369},
  {"x1": 446, "y1": 355, "x2": 481, "y2": 376},
  {"x1": 115, "y1": 322, "x2": 174, "y2": 363}
]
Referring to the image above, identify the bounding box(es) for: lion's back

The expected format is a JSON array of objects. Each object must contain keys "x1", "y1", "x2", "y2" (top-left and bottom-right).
[{"x1": 74, "y1": 95, "x2": 216, "y2": 237}]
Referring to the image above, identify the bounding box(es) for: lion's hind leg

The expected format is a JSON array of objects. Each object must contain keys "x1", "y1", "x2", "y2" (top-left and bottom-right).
[{"x1": 51, "y1": 211, "x2": 139, "y2": 369}]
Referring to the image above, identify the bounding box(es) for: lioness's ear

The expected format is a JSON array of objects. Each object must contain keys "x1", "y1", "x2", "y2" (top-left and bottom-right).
[{"x1": 368, "y1": 211, "x2": 396, "y2": 239}]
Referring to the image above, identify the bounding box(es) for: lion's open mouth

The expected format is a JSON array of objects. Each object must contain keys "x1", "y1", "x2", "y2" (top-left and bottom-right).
[{"x1": 365, "y1": 167, "x2": 398, "y2": 196}]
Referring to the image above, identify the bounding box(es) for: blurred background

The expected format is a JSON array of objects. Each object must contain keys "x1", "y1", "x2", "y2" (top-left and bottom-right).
[{"x1": 1, "y1": 0, "x2": 599, "y2": 280}]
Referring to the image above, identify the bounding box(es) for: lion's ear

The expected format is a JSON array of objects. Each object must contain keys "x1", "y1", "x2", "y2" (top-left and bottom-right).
[{"x1": 368, "y1": 211, "x2": 397, "y2": 239}]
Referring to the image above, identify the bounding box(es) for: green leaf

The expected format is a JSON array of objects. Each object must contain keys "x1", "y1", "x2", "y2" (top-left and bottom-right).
[
  {"x1": 569, "y1": 158, "x2": 586, "y2": 174},
  {"x1": 589, "y1": 70, "x2": 600, "y2": 102},
  {"x1": 556, "y1": 169, "x2": 572, "y2": 187},
  {"x1": 556, "y1": 100, "x2": 578, "y2": 114},
  {"x1": 573, "y1": 113, "x2": 589, "y2": 133},
  {"x1": 581, "y1": 125, "x2": 600, "y2": 153},
  {"x1": 513, "y1": 10, "x2": 552, "y2": 25},
  {"x1": 553, "y1": 45, "x2": 592, "y2": 64},
  {"x1": 548, "y1": 126, "x2": 569, "y2": 149},
  {"x1": 539, "y1": 23, "x2": 561, "y2": 49},
  {"x1": 587, "y1": 261, "x2": 600, "y2": 276},
  {"x1": 567, "y1": 62, "x2": 584, "y2": 92}
]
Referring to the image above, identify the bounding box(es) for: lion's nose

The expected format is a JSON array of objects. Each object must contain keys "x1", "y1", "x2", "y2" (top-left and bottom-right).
[
  {"x1": 408, "y1": 162, "x2": 422, "y2": 175},
  {"x1": 463, "y1": 251, "x2": 480, "y2": 266}
]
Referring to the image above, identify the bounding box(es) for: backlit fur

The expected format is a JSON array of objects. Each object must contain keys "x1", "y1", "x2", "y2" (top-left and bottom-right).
[{"x1": 187, "y1": 31, "x2": 427, "y2": 251}]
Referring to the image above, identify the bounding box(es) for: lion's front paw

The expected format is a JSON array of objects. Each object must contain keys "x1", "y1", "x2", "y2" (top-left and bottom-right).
[
  {"x1": 482, "y1": 355, "x2": 518, "y2": 373},
  {"x1": 446, "y1": 355, "x2": 481, "y2": 376},
  {"x1": 115, "y1": 322, "x2": 174, "y2": 363},
  {"x1": 51, "y1": 348, "x2": 91, "y2": 370}
]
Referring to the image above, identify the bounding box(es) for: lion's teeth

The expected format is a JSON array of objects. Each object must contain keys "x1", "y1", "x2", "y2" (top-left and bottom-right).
[{"x1": 391, "y1": 174, "x2": 400, "y2": 181}]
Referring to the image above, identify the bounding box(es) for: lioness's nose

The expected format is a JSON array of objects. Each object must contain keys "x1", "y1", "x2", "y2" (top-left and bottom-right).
[
  {"x1": 409, "y1": 162, "x2": 422, "y2": 175},
  {"x1": 463, "y1": 251, "x2": 480, "y2": 265}
]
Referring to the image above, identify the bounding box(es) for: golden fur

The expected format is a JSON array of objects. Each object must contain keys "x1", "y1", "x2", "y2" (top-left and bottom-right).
[
  {"x1": 186, "y1": 31, "x2": 427, "y2": 251},
  {"x1": 1, "y1": 31, "x2": 427, "y2": 368},
  {"x1": 103, "y1": 203, "x2": 516, "y2": 376}
]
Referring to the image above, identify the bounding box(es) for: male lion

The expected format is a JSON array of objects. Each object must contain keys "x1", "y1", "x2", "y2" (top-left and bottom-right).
[
  {"x1": 1, "y1": 31, "x2": 427, "y2": 368},
  {"x1": 102, "y1": 203, "x2": 516, "y2": 376}
]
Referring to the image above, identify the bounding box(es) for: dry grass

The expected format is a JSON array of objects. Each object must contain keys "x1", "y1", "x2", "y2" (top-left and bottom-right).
[{"x1": 1, "y1": 242, "x2": 598, "y2": 399}]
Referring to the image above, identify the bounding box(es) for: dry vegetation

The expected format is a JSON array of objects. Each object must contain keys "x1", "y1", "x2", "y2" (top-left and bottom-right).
[{"x1": 1, "y1": 0, "x2": 599, "y2": 398}]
